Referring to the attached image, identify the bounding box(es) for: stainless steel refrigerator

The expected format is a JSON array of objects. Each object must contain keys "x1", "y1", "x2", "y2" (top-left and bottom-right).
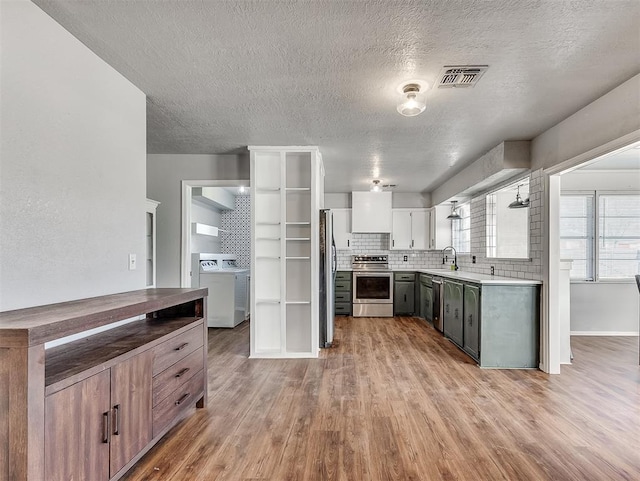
[{"x1": 319, "y1": 209, "x2": 336, "y2": 348}]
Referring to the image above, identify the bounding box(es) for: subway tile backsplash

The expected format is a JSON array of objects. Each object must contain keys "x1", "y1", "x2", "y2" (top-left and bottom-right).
[{"x1": 336, "y1": 233, "x2": 445, "y2": 270}]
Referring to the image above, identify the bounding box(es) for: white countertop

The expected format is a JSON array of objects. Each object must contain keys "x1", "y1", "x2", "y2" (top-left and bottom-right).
[
  {"x1": 337, "y1": 268, "x2": 541, "y2": 285},
  {"x1": 415, "y1": 268, "x2": 541, "y2": 285}
]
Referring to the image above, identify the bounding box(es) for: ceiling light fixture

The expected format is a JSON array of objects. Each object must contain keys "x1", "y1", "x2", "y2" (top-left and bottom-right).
[
  {"x1": 238, "y1": 186, "x2": 246, "y2": 194},
  {"x1": 447, "y1": 200, "x2": 462, "y2": 220},
  {"x1": 397, "y1": 83, "x2": 426, "y2": 117},
  {"x1": 371, "y1": 179, "x2": 382, "y2": 192},
  {"x1": 508, "y1": 185, "x2": 530, "y2": 209}
]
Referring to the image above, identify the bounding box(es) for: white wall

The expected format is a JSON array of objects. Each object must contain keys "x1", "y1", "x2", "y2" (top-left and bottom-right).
[
  {"x1": 191, "y1": 200, "x2": 222, "y2": 254},
  {"x1": 561, "y1": 170, "x2": 640, "y2": 191},
  {"x1": 570, "y1": 283, "x2": 639, "y2": 334},
  {"x1": 147, "y1": 154, "x2": 249, "y2": 287},
  {"x1": 0, "y1": 0, "x2": 147, "y2": 311}
]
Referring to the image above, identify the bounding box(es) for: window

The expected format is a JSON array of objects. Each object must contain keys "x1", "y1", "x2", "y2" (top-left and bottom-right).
[
  {"x1": 598, "y1": 194, "x2": 640, "y2": 279},
  {"x1": 486, "y1": 179, "x2": 530, "y2": 259},
  {"x1": 451, "y1": 202, "x2": 471, "y2": 253},
  {"x1": 560, "y1": 192, "x2": 640, "y2": 281},
  {"x1": 559, "y1": 194, "x2": 594, "y2": 280}
]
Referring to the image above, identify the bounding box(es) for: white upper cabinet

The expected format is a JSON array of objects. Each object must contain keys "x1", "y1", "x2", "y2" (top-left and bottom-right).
[
  {"x1": 391, "y1": 210, "x2": 411, "y2": 249},
  {"x1": 390, "y1": 209, "x2": 430, "y2": 250},
  {"x1": 351, "y1": 192, "x2": 392, "y2": 233},
  {"x1": 411, "y1": 209, "x2": 430, "y2": 249},
  {"x1": 429, "y1": 205, "x2": 452, "y2": 250},
  {"x1": 332, "y1": 208, "x2": 352, "y2": 249}
]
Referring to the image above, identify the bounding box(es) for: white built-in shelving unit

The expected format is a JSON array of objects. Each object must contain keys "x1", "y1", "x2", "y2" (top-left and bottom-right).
[{"x1": 250, "y1": 146, "x2": 323, "y2": 358}]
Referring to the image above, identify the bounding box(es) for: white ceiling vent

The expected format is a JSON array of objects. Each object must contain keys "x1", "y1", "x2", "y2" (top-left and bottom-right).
[{"x1": 436, "y1": 65, "x2": 488, "y2": 88}]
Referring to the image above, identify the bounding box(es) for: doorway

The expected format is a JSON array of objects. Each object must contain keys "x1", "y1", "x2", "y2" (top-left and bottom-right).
[{"x1": 545, "y1": 138, "x2": 640, "y2": 372}]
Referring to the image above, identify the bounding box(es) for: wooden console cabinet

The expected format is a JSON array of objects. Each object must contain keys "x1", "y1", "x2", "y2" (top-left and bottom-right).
[{"x1": 0, "y1": 288, "x2": 208, "y2": 481}]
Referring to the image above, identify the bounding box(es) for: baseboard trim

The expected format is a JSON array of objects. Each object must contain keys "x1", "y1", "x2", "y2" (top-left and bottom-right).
[{"x1": 571, "y1": 331, "x2": 639, "y2": 336}]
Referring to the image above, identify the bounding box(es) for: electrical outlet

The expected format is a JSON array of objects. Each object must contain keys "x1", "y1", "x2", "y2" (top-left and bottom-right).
[
  {"x1": 403, "y1": 255, "x2": 408, "y2": 262},
  {"x1": 129, "y1": 254, "x2": 137, "y2": 271},
  {"x1": 490, "y1": 265, "x2": 495, "y2": 275},
  {"x1": 472, "y1": 255, "x2": 476, "y2": 264}
]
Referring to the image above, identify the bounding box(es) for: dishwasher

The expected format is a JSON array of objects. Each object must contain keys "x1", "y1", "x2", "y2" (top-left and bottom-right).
[{"x1": 431, "y1": 277, "x2": 444, "y2": 332}]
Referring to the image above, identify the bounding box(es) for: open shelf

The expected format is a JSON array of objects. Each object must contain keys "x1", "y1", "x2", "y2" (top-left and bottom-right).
[{"x1": 45, "y1": 316, "x2": 201, "y2": 392}]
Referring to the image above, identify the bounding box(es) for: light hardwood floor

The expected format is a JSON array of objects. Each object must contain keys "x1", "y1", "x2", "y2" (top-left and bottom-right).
[{"x1": 123, "y1": 317, "x2": 640, "y2": 481}]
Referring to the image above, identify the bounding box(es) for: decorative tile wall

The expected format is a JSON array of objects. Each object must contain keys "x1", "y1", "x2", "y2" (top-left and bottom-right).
[
  {"x1": 336, "y1": 169, "x2": 543, "y2": 281},
  {"x1": 220, "y1": 195, "x2": 251, "y2": 269}
]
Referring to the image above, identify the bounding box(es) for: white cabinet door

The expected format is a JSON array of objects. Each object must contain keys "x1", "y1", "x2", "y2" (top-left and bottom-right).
[
  {"x1": 429, "y1": 205, "x2": 452, "y2": 250},
  {"x1": 332, "y1": 209, "x2": 352, "y2": 250},
  {"x1": 411, "y1": 209, "x2": 430, "y2": 250},
  {"x1": 391, "y1": 210, "x2": 412, "y2": 250},
  {"x1": 351, "y1": 192, "x2": 392, "y2": 233}
]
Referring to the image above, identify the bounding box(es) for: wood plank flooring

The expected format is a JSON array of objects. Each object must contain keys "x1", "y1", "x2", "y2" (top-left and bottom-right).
[{"x1": 122, "y1": 317, "x2": 640, "y2": 481}]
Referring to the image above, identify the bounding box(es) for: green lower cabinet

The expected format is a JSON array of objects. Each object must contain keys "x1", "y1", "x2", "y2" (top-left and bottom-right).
[
  {"x1": 438, "y1": 274, "x2": 539, "y2": 368},
  {"x1": 394, "y1": 281, "x2": 415, "y2": 315},
  {"x1": 419, "y1": 282, "x2": 433, "y2": 322},
  {"x1": 443, "y1": 280, "x2": 463, "y2": 347},
  {"x1": 463, "y1": 284, "x2": 480, "y2": 361},
  {"x1": 393, "y1": 273, "x2": 415, "y2": 315},
  {"x1": 334, "y1": 271, "x2": 352, "y2": 316}
]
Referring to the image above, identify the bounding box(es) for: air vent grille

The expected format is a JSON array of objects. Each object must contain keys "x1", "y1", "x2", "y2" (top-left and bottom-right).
[{"x1": 437, "y1": 65, "x2": 488, "y2": 88}]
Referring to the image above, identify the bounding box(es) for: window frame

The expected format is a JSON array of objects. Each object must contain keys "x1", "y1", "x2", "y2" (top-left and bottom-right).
[
  {"x1": 596, "y1": 190, "x2": 640, "y2": 282},
  {"x1": 559, "y1": 191, "x2": 595, "y2": 281},
  {"x1": 451, "y1": 201, "x2": 471, "y2": 254},
  {"x1": 485, "y1": 178, "x2": 531, "y2": 260},
  {"x1": 561, "y1": 189, "x2": 640, "y2": 283}
]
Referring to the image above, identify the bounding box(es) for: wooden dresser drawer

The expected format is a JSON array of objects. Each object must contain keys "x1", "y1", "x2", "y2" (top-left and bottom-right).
[
  {"x1": 153, "y1": 325, "x2": 203, "y2": 376},
  {"x1": 152, "y1": 347, "x2": 204, "y2": 407},
  {"x1": 153, "y1": 369, "x2": 204, "y2": 438}
]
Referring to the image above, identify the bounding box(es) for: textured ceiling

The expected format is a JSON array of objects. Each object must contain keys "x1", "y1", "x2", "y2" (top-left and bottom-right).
[{"x1": 33, "y1": 0, "x2": 640, "y2": 193}]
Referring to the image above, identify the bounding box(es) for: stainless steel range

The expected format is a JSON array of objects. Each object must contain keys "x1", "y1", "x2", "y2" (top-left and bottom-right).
[{"x1": 352, "y1": 255, "x2": 393, "y2": 317}]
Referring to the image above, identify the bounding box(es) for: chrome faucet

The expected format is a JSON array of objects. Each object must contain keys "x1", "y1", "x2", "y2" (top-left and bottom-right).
[{"x1": 442, "y1": 246, "x2": 458, "y2": 270}]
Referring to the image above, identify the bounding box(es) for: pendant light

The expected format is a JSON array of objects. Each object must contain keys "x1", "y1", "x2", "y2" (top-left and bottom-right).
[
  {"x1": 447, "y1": 200, "x2": 462, "y2": 220},
  {"x1": 397, "y1": 83, "x2": 427, "y2": 117},
  {"x1": 508, "y1": 185, "x2": 530, "y2": 209}
]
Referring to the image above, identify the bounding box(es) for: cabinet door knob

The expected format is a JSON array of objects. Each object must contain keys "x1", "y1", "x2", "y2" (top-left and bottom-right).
[{"x1": 468, "y1": 314, "x2": 473, "y2": 325}]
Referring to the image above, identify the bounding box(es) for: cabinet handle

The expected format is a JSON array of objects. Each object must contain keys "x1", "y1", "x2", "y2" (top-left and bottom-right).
[
  {"x1": 468, "y1": 314, "x2": 473, "y2": 325},
  {"x1": 412, "y1": 240, "x2": 414, "y2": 247},
  {"x1": 445, "y1": 304, "x2": 449, "y2": 314},
  {"x1": 454, "y1": 308, "x2": 459, "y2": 319},
  {"x1": 347, "y1": 240, "x2": 350, "y2": 247},
  {"x1": 102, "y1": 411, "x2": 110, "y2": 443},
  {"x1": 175, "y1": 342, "x2": 188, "y2": 351},
  {"x1": 392, "y1": 240, "x2": 395, "y2": 247},
  {"x1": 404, "y1": 294, "x2": 407, "y2": 302},
  {"x1": 113, "y1": 404, "x2": 120, "y2": 435},
  {"x1": 175, "y1": 367, "x2": 190, "y2": 378},
  {"x1": 175, "y1": 392, "x2": 191, "y2": 406}
]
